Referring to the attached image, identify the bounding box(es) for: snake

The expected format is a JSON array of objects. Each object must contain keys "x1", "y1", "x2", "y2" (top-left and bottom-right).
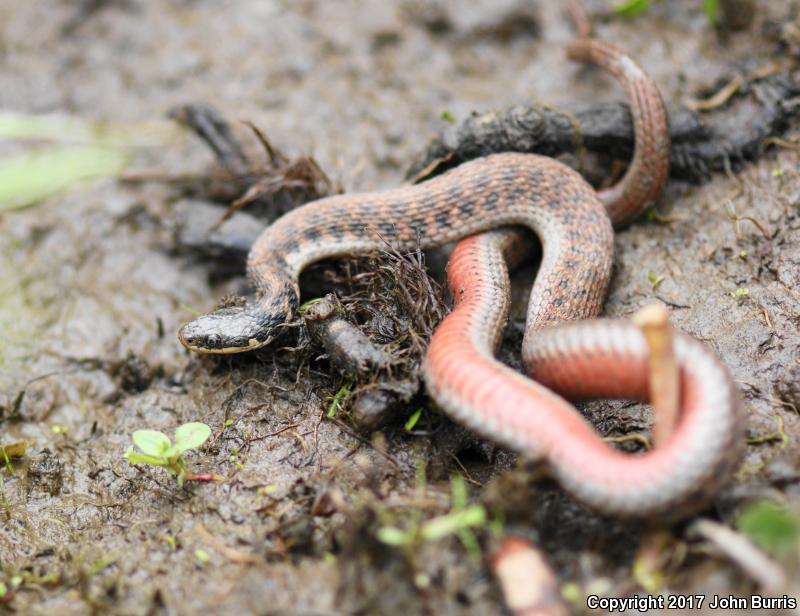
[
  {"x1": 424, "y1": 38, "x2": 743, "y2": 518},
  {"x1": 178, "y1": 35, "x2": 743, "y2": 517}
]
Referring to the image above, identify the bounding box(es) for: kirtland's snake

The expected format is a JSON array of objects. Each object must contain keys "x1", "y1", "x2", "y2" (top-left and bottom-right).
[{"x1": 179, "y1": 36, "x2": 742, "y2": 518}]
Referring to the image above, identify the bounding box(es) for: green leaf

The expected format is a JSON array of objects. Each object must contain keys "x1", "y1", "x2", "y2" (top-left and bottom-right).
[
  {"x1": 298, "y1": 296, "x2": 326, "y2": 312},
  {"x1": 167, "y1": 422, "x2": 211, "y2": 456},
  {"x1": 327, "y1": 382, "x2": 350, "y2": 418},
  {"x1": 0, "y1": 112, "x2": 181, "y2": 147},
  {"x1": 0, "y1": 146, "x2": 130, "y2": 211},
  {"x1": 376, "y1": 526, "x2": 411, "y2": 546},
  {"x1": 131, "y1": 430, "x2": 171, "y2": 457},
  {"x1": 736, "y1": 501, "x2": 800, "y2": 555},
  {"x1": 404, "y1": 407, "x2": 423, "y2": 431},
  {"x1": 124, "y1": 446, "x2": 169, "y2": 467},
  {"x1": 450, "y1": 474, "x2": 468, "y2": 510},
  {"x1": 647, "y1": 271, "x2": 665, "y2": 290},
  {"x1": 421, "y1": 505, "x2": 486, "y2": 541},
  {"x1": 613, "y1": 0, "x2": 650, "y2": 17},
  {"x1": 703, "y1": 0, "x2": 719, "y2": 24}
]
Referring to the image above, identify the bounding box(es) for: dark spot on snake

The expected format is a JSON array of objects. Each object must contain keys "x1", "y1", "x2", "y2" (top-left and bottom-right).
[
  {"x1": 410, "y1": 217, "x2": 427, "y2": 235},
  {"x1": 484, "y1": 191, "x2": 500, "y2": 211},
  {"x1": 282, "y1": 239, "x2": 300, "y2": 254},
  {"x1": 508, "y1": 186, "x2": 527, "y2": 202},
  {"x1": 272, "y1": 255, "x2": 289, "y2": 271},
  {"x1": 458, "y1": 200, "x2": 475, "y2": 216},
  {"x1": 378, "y1": 221, "x2": 395, "y2": 236},
  {"x1": 348, "y1": 222, "x2": 366, "y2": 236},
  {"x1": 303, "y1": 228, "x2": 321, "y2": 242}
]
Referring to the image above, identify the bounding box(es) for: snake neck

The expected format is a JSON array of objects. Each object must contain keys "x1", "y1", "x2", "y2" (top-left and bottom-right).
[{"x1": 246, "y1": 253, "x2": 300, "y2": 334}]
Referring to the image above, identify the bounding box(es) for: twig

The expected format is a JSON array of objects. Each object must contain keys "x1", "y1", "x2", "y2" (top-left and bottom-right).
[
  {"x1": 688, "y1": 518, "x2": 787, "y2": 592},
  {"x1": 194, "y1": 523, "x2": 259, "y2": 565},
  {"x1": 490, "y1": 536, "x2": 569, "y2": 616},
  {"x1": 633, "y1": 303, "x2": 680, "y2": 447}
]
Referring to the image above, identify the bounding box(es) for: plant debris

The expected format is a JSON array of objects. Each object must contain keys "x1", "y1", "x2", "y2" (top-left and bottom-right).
[
  {"x1": 406, "y1": 69, "x2": 800, "y2": 183},
  {"x1": 169, "y1": 103, "x2": 338, "y2": 222},
  {"x1": 300, "y1": 241, "x2": 447, "y2": 432}
]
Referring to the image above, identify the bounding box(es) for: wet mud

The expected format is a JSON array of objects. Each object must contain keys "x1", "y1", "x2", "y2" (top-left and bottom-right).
[{"x1": 1, "y1": 1, "x2": 799, "y2": 614}]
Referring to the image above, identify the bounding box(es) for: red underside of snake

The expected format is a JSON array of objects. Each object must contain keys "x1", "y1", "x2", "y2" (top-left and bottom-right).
[
  {"x1": 425, "y1": 231, "x2": 743, "y2": 518},
  {"x1": 423, "y1": 39, "x2": 743, "y2": 518}
]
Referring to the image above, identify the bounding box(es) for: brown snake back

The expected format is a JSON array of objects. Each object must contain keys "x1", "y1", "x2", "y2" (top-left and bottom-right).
[
  {"x1": 566, "y1": 38, "x2": 671, "y2": 226},
  {"x1": 245, "y1": 152, "x2": 614, "y2": 333}
]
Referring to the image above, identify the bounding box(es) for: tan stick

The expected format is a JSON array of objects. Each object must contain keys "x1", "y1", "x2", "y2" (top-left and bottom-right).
[
  {"x1": 490, "y1": 536, "x2": 569, "y2": 616},
  {"x1": 632, "y1": 303, "x2": 680, "y2": 446}
]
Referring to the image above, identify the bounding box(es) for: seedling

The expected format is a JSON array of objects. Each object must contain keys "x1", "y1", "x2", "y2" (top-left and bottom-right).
[
  {"x1": 614, "y1": 0, "x2": 719, "y2": 25},
  {"x1": 647, "y1": 271, "x2": 665, "y2": 291},
  {"x1": 124, "y1": 422, "x2": 211, "y2": 486},
  {"x1": 327, "y1": 382, "x2": 351, "y2": 418},
  {"x1": 377, "y1": 474, "x2": 497, "y2": 560},
  {"x1": 404, "y1": 407, "x2": 424, "y2": 431}
]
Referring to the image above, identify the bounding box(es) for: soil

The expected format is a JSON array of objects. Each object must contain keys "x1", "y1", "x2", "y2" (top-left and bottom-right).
[{"x1": 1, "y1": 1, "x2": 799, "y2": 615}]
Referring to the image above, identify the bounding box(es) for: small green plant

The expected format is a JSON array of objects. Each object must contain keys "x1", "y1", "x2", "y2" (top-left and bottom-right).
[
  {"x1": 613, "y1": 0, "x2": 650, "y2": 16},
  {"x1": 613, "y1": 0, "x2": 719, "y2": 25},
  {"x1": 327, "y1": 382, "x2": 351, "y2": 418},
  {"x1": 737, "y1": 501, "x2": 800, "y2": 556},
  {"x1": 377, "y1": 474, "x2": 498, "y2": 560},
  {"x1": 647, "y1": 271, "x2": 665, "y2": 291},
  {"x1": 404, "y1": 407, "x2": 424, "y2": 431},
  {"x1": 124, "y1": 422, "x2": 211, "y2": 486}
]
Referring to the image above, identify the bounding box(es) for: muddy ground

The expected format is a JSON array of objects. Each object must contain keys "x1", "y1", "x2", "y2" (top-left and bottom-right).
[{"x1": 1, "y1": 1, "x2": 799, "y2": 614}]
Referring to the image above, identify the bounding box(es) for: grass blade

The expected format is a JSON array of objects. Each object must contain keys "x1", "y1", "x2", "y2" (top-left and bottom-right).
[{"x1": 0, "y1": 145, "x2": 130, "y2": 211}]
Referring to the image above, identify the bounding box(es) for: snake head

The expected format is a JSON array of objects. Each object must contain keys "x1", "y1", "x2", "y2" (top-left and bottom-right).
[{"x1": 178, "y1": 305, "x2": 283, "y2": 354}]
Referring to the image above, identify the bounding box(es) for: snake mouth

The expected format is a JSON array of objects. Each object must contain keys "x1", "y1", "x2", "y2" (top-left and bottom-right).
[{"x1": 178, "y1": 323, "x2": 268, "y2": 354}]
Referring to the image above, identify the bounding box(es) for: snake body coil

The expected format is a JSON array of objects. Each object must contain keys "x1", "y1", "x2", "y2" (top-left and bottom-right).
[{"x1": 179, "y1": 38, "x2": 743, "y2": 519}]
